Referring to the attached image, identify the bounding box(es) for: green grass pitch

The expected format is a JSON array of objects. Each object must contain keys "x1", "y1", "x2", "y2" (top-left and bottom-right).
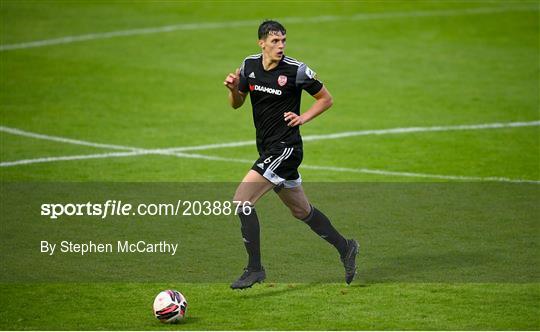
[{"x1": 1, "y1": 1, "x2": 539, "y2": 330}]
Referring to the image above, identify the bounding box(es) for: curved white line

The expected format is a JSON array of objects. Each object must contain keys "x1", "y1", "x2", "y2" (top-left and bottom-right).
[{"x1": 0, "y1": 6, "x2": 536, "y2": 51}]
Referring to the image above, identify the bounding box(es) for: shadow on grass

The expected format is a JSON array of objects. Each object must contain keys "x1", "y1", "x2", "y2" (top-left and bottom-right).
[
  {"x1": 235, "y1": 282, "x2": 318, "y2": 299},
  {"x1": 150, "y1": 316, "x2": 202, "y2": 329},
  {"x1": 177, "y1": 316, "x2": 202, "y2": 326},
  {"x1": 359, "y1": 250, "x2": 527, "y2": 283}
]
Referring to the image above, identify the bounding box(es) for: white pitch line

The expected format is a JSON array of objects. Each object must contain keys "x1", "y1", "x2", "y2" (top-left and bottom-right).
[
  {"x1": 163, "y1": 140, "x2": 254, "y2": 152},
  {"x1": 1, "y1": 121, "x2": 539, "y2": 183},
  {"x1": 3, "y1": 148, "x2": 537, "y2": 183},
  {"x1": 300, "y1": 164, "x2": 540, "y2": 184},
  {"x1": 0, "y1": 126, "x2": 137, "y2": 151},
  {"x1": 0, "y1": 150, "x2": 251, "y2": 167},
  {"x1": 0, "y1": 5, "x2": 536, "y2": 51},
  {"x1": 301, "y1": 120, "x2": 540, "y2": 142},
  {"x1": 1, "y1": 120, "x2": 539, "y2": 167},
  {"x1": 162, "y1": 151, "x2": 540, "y2": 184},
  {"x1": 2, "y1": 121, "x2": 538, "y2": 158},
  {"x1": 0, "y1": 151, "x2": 147, "y2": 167},
  {"x1": 163, "y1": 120, "x2": 540, "y2": 152}
]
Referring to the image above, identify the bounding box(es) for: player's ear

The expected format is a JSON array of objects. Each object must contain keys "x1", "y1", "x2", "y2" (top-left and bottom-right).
[{"x1": 258, "y1": 39, "x2": 264, "y2": 49}]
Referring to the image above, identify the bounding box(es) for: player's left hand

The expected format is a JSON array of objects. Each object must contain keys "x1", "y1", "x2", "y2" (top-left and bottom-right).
[{"x1": 284, "y1": 112, "x2": 305, "y2": 127}]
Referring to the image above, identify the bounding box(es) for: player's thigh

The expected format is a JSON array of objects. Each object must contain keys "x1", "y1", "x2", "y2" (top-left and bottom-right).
[
  {"x1": 233, "y1": 170, "x2": 274, "y2": 205},
  {"x1": 276, "y1": 185, "x2": 311, "y2": 219}
]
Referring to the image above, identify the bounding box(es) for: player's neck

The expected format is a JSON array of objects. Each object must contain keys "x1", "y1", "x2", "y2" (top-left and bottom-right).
[{"x1": 261, "y1": 54, "x2": 280, "y2": 71}]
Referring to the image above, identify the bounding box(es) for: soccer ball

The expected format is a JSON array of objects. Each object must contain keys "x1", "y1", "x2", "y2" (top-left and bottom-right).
[{"x1": 153, "y1": 290, "x2": 187, "y2": 323}]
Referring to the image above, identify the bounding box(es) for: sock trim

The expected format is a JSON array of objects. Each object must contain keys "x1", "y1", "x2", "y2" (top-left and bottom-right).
[
  {"x1": 236, "y1": 204, "x2": 256, "y2": 216},
  {"x1": 301, "y1": 204, "x2": 315, "y2": 222}
]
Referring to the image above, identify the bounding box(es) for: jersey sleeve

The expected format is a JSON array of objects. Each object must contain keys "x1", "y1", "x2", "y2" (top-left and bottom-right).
[
  {"x1": 238, "y1": 60, "x2": 249, "y2": 93},
  {"x1": 296, "y1": 63, "x2": 323, "y2": 95}
]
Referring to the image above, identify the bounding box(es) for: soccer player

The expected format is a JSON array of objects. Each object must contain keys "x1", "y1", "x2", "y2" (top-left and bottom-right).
[{"x1": 223, "y1": 20, "x2": 358, "y2": 289}]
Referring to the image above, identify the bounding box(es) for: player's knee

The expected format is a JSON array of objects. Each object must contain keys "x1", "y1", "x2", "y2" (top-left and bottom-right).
[
  {"x1": 232, "y1": 191, "x2": 249, "y2": 204},
  {"x1": 291, "y1": 205, "x2": 311, "y2": 220}
]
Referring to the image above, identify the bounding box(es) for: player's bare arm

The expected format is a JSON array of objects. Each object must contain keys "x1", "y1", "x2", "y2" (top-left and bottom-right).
[
  {"x1": 223, "y1": 68, "x2": 246, "y2": 109},
  {"x1": 284, "y1": 86, "x2": 333, "y2": 127}
]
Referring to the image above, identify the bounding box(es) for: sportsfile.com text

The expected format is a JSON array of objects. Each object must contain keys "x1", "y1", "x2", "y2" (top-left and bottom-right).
[{"x1": 40, "y1": 200, "x2": 253, "y2": 220}]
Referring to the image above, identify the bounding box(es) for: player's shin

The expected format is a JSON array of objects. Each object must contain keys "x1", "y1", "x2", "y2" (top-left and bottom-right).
[
  {"x1": 237, "y1": 205, "x2": 262, "y2": 270},
  {"x1": 302, "y1": 205, "x2": 348, "y2": 258}
]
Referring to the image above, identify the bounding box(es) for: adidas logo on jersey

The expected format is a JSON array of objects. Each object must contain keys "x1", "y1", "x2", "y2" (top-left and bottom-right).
[
  {"x1": 256, "y1": 162, "x2": 265, "y2": 169},
  {"x1": 249, "y1": 72, "x2": 256, "y2": 78}
]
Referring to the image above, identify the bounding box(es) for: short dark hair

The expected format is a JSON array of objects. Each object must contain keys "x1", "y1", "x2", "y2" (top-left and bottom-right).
[{"x1": 258, "y1": 20, "x2": 286, "y2": 40}]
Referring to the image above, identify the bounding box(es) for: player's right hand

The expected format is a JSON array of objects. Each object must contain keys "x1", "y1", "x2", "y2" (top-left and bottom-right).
[{"x1": 224, "y1": 68, "x2": 240, "y2": 91}]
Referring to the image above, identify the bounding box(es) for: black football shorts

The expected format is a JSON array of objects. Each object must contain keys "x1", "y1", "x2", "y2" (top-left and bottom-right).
[{"x1": 251, "y1": 144, "x2": 303, "y2": 188}]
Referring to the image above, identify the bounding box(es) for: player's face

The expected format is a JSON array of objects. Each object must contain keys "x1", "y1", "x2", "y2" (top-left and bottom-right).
[{"x1": 259, "y1": 32, "x2": 286, "y2": 62}]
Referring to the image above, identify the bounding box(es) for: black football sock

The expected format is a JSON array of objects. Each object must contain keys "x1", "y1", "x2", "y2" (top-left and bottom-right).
[
  {"x1": 302, "y1": 205, "x2": 348, "y2": 258},
  {"x1": 237, "y1": 205, "x2": 262, "y2": 270}
]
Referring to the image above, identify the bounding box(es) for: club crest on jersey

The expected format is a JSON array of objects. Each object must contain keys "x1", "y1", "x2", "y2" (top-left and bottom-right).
[{"x1": 277, "y1": 75, "x2": 287, "y2": 86}]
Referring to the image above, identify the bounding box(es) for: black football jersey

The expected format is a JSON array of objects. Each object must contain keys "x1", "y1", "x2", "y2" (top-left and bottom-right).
[{"x1": 238, "y1": 54, "x2": 323, "y2": 153}]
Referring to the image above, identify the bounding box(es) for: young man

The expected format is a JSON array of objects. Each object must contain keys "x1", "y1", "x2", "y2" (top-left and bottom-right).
[{"x1": 223, "y1": 20, "x2": 358, "y2": 289}]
